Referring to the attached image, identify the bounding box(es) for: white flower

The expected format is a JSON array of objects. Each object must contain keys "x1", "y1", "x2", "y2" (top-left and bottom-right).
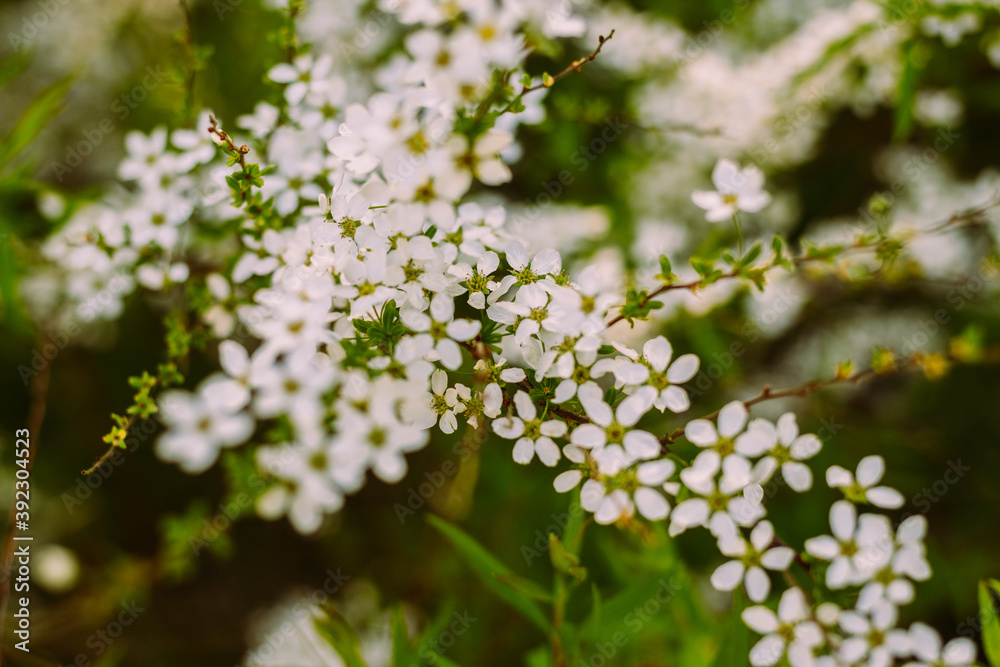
[
  {"x1": 569, "y1": 383, "x2": 659, "y2": 459},
  {"x1": 256, "y1": 440, "x2": 346, "y2": 535},
  {"x1": 504, "y1": 240, "x2": 561, "y2": 304},
  {"x1": 492, "y1": 391, "x2": 567, "y2": 466},
  {"x1": 803, "y1": 500, "x2": 894, "y2": 589},
  {"x1": 610, "y1": 336, "x2": 700, "y2": 413},
  {"x1": 448, "y1": 250, "x2": 504, "y2": 309},
  {"x1": 685, "y1": 401, "x2": 750, "y2": 463},
  {"x1": 739, "y1": 413, "x2": 823, "y2": 492},
  {"x1": 399, "y1": 294, "x2": 481, "y2": 370},
  {"x1": 691, "y1": 159, "x2": 771, "y2": 222},
  {"x1": 742, "y1": 588, "x2": 823, "y2": 667},
  {"x1": 827, "y1": 456, "x2": 905, "y2": 509},
  {"x1": 711, "y1": 520, "x2": 796, "y2": 602},
  {"x1": 268, "y1": 54, "x2": 334, "y2": 106},
  {"x1": 669, "y1": 450, "x2": 765, "y2": 536},
  {"x1": 837, "y1": 604, "x2": 910, "y2": 666},
  {"x1": 429, "y1": 369, "x2": 468, "y2": 434},
  {"x1": 156, "y1": 379, "x2": 255, "y2": 474},
  {"x1": 904, "y1": 623, "x2": 977, "y2": 667}
]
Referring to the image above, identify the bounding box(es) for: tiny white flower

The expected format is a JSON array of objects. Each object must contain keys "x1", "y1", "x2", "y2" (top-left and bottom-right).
[
  {"x1": 904, "y1": 622, "x2": 977, "y2": 667},
  {"x1": 569, "y1": 383, "x2": 660, "y2": 459},
  {"x1": 837, "y1": 603, "x2": 910, "y2": 666},
  {"x1": 739, "y1": 413, "x2": 822, "y2": 493},
  {"x1": 711, "y1": 520, "x2": 796, "y2": 602},
  {"x1": 804, "y1": 500, "x2": 894, "y2": 589},
  {"x1": 492, "y1": 391, "x2": 567, "y2": 466},
  {"x1": 691, "y1": 159, "x2": 771, "y2": 222},
  {"x1": 827, "y1": 455, "x2": 905, "y2": 509},
  {"x1": 742, "y1": 587, "x2": 823, "y2": 666}
]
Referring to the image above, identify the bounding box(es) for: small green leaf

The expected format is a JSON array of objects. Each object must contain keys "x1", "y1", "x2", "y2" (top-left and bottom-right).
[
  {"x1": 493, "y1": 572, "x2": 555, "y2": 602},
  {"x1": 0, "y1": 76, "x2": 74, "y2": 173},
  {"x1": 315, "y1": 610, "x2": 369, "y2": 667},
  {"x1": 979, "y1": 579, "x2": 1000, "y2": 666},
  {"x1": 739, "y1": 243, "x2": 762, "y2": 267},
  {"x1": 549, "y1": 534, "x2": 586, "y2": 582},
  {"x1": 427, "y1": 514, "x2": 550, "y2": 632}
]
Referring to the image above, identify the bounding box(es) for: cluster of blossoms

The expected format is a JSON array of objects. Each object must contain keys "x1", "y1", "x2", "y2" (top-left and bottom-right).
[{"x1": 22, "y1": 0, "x2": 992, "y2": 665}]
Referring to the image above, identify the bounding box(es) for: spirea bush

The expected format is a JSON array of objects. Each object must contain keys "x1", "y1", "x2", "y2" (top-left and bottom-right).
[{"x1": 9, "y1": 0, "x2": 1000, "y2": 664}]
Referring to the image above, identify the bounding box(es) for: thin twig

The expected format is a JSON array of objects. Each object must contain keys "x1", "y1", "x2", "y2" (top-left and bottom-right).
[
  {"x1": 521, "y1": 29, "x2": 616, "y2": 95},
  {"x1": 606, "y1": 197, "x2": 1000, "y2": 329}
]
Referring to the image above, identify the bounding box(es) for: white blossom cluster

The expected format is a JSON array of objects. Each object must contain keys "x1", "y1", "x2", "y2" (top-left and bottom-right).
[{"x1": 21, "y1": 1, "x2": 990, "y2": 665}]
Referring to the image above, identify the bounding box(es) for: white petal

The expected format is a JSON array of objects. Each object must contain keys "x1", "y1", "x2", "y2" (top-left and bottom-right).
[
  {"x1": 552, "y1": 379, "x2": 578, "y2": 404},
  {"x1": 866, "y1": 486, "x2": 904, "y2": 509},
  {"x1": 637, "y1": 459, "x2": 675, "y2": 486},
  {"x1": 856, "y1": 455, "x2": 885, "y2": 487},
  {"x1": 513, "y1": 391, "x2": 537, "y2": 421},
  {"x1": 718, "y1": 401, "x2": 749, "y2": 438},
  {"x1": 776, "y1": 413, "x2": 798, "y2": 445},
  {"x1": 623, "y1": 430, "x2": 660, "y2": 459},
  {"x1": 789, "y1": 434, "x2": 822, "y2": 460},
  {"x1": 825, "y1": 465, "x2": 853, "y2": 488},
  {"x1": 942, "y1": 637, "x2": 977, "y2": 663},
  {"x1": 748, "y1": 635, "x2": 783, "y2": 667},
  {"x1": 634, "y1": 487, "x2": 670, "y2": 521},
  {"x1": 660, "y1": 386, "x2": 690, "y2": 413},
  {"x1": 669, "y1": 499, "x2": 709, "y2": 532},
  {"x1": 745, "y1": 567, "x2": 771, "y2": 602},
  {"x1": 761, "y1": 547, "x2": 795, "y2": 571},
  {"x1": 540, "y1": 420, "x2": 568, "y2": 438},
  {"x1": 512, "y1": 438, "x2": 535, "y2": 464},
  {"x1": 782, "y1": 462, "x2": 813, "y2": 492},
  {"x1": 750, "y1": 521, "x2": 774, "y2": 551},
  {"x1": 642, "y1": 336, "x2": 673, "y2": 372},
  {"x1": 685, "y1": 419, "x2": 718, "y2": 446},
  {"x1": 742, "y1": 607, "x2": 780, "y2": 634},
  {"x1": 570, "y1": 424, "x2": 606, "y2": 449},
  {"x1": 553, "y1": 470, "x2": 582, "y2": 493},
  {"x1": 577, "y1": 382, "x2": 612, "y2": 425},
  {"x1": 830, "y1": 500, "x2": 856, "y2": 541},
  {"x1": 711, "y1": 560, "x2": 746, "y2": 592},
  {"x1": 666, "y1": 354, "x2": 700, "y2": 383},
  {"x1": 803, "y1": 536, "x2": 839, "y2": 560},
  {"x1": 535, "y1": 438, "x2": 561, "y2": 467},
  {"x1": 777, "y1": 587, "x2": 808, "y2": 623}
]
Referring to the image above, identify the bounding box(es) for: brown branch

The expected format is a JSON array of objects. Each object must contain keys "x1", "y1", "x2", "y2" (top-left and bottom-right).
[
  {"x1": 0, "y1": 341, "x2": 51, "y2": 663},
  {"x1": 659, "y1": 344, "x2": 1000, "y2": 446},
  {"x1": 521, "y1": 29, "x2": 616, "y2": 95},
  {"x1": 606, "y1": 197, "x2": 1000, "y2": 329}
]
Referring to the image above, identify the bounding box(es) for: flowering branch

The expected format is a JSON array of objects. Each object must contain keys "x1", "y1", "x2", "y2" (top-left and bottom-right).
[{"x1": 522, "y1": 29, "x2": 616, "y2": 94}]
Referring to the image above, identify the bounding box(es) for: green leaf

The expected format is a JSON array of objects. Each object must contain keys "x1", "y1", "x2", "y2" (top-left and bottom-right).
[
  {"x1": 979, "y1": 579, "x2": 1000, "y2": 666},
  {"x1": 494, "y1": 572, "x2": 555, "y2": 602},
  {"x1": 390, "y1": 606, "x2": 415, "y2": 667},
  {"x1": 549, "y1": 533, "x2": 586, "y2": 582},
  {"x1": 710, "y1": 589, "x2": 751, "y2": 667},
  {"x1": 739, "y1": 243, "x2": 762, "y2": 268},
  {"x1": 427, "y1": 514, "x2": 550, "y2": 632},
  {"x1": 0, "y1": 76, "x2": 73, "y2": 173},
  {"x1": 893, "y1": 39, "x2": 924, "y2": 143},
  {"x1": 315, "y1": 610, "x2": 369, "y2": 667}
]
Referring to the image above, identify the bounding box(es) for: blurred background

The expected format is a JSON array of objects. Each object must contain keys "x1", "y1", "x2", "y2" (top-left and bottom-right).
[{"x1": 2, "y1": 0, "x2": 1000, "y2": 664}]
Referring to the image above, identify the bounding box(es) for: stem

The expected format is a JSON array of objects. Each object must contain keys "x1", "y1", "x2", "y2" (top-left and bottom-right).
[
  {"x1": 732, "y1": 212, "x2": 744, "y2": 257},
  {"x1": 660, "y1": 344, "x2": 1000, "y2": 446},
  {"x1": 521, "y1": 29, "x2": 616, "y2": 95},
  {"x1": 606, "y1": 196, "x2": 999, "y2": 329}
]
